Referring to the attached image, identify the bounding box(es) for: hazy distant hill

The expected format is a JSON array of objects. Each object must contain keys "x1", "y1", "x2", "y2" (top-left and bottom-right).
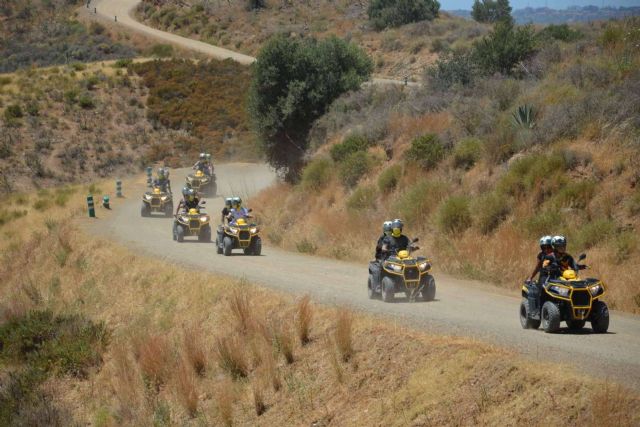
[{"x1": 448, "y1": 5, "x2": 640, "y2": 24}]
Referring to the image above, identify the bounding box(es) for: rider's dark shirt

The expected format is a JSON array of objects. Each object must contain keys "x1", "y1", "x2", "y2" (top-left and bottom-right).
[
  {"x1": 383, "y1": 235, "x2": 410, "y2": 255},
  {"x1": 153, "y1": 178, "x2": 170, "y2": 192},
  {"x1": 184, "y1": 198, "x2": 200, "y2": 210},
  {"x1": 375, "y1": 234, "x2": 386, "y2": 259}
]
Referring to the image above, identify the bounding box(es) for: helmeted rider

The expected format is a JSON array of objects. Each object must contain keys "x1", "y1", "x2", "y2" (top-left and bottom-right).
[
  {"x1": 193, "y1": 153, "x2": 211, "y2": 176},
  {"x1": 206, "y1": 153, "x2": 214, "y2": 175},
  {"x1": 375, "y1": 221, "x2": 393, "y2": 261},
  {"x1": 549, "y1": 235, "x2": 577, "y2": 277},
  {"x1": 228, "y1": 197, "x2": 251, "y2": 225},
  {"x1": 153, "y1": 167, "x2": 171, "y2": 193},
  {"x1": 525, "y1": 235, "x2": 554, "y2": 320},
  {"x1": 216, "y1": 198, "x2": 234, "y2": 248},
  {"x1": 381, "y1": 219, "x2": 411, "y2": 258},
  {"x1": 370, "y1": 220, "x2": 393, "y2": 294},
  {"x1": 176, "y1": 187, "x2": 200, "y2": 215}
]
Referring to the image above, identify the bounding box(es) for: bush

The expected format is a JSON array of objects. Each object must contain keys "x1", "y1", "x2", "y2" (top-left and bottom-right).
[
  {"x1": 627, "y1": 191, "x2": 640, "y2": 217},
  {"x1": 347, "y1": 185, "x2": 377, "y2": 211},
  {"x1": 497, "y1": 152, "x2": 568, "y2": 199},
  {"x1": 474, "y1": 193, "x2": 510, "y2": 234},
  {"x1": 4, "y1": 104, "x2": 23, "y2": 120},
  {"x1": 611, "y1": 231, "x2": 637, "y2": 264},
  {"x1": 339, "y1": 151, "x2": 372, "y2": 188},
  {"x1": 150, "y1": 44, "x2": 174, "y2": 58},
  {"x1": 300, "y1": 158, "x2": 333, "y2": 190},
  {"x1": 473, "y1": 20, "x2": 536, "y2": 75},
  {"x1": 575, "y1": 219, "x2": 617, "y2": 250},
  {"x1": 405, "y1": 133, "x2": 447, "y2": 170},
  {"x1": 520, "y1": 209, "x2": 564, "y2": 237},
  {"x1": 471, "y1": 0, "x2": 512, "y2": 24},
  {"x1": 427, "y1": 51, "x2": 477, "y2": 89},
  {"x1": 397, "y1": 179, "x2": 448, "y2": 224},
  {"x1": 368, "y1": 0, "x2": 440, "y2": 31},
  {"x1": 78, "y1": 93, "x2": 95, "y2": 109},
  {"x1": 296, "y1": 238, "x2": 318, "y2": 254},
  {"x1": 378, "y1": 164, "x2": 402, "y2": 193},
  {"x1": 537, "y1": 24, "x2": 582, "y2": 42},
  {"x1": 453, "y1": 138, "x2": 482, "y2": 170},
  {"x1": 437, "y1": 196, "x2": 472, "y2": 234},
  {"x1": 114, "y1": 58, "x2": 133, "y2": 68},
  {"x1": 330, "y1": 133, "x2": 369, "y2": 162},
  {"x1": 552, "y1": 180, "x2": 596, "y2": 209}
]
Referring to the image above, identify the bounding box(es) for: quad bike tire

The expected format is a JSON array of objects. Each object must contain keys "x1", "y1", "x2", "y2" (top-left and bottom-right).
[
  {"x1": 252, "y1": 236, "x2": 262, "y2": 256},
  {"x1": 198, "y1": 225, "x2": 211, "y2": 242},
  {"x1": 367, "y1": 274, "x2": 378, "y2": 300},
  {"x1": 141, "y1": 203, "x2": 150, "y2": 217},
  {"x1": 381, "y1": 277, "x2": 395, "y2": 303},
  {"x1": 223, "y1": 236, "x2": 233, "y2": 256},
  {"x1": 519, "y1": 298, "x2": 541, "y2": 330},
  {"x1": 566, "y1": 319, "x2": 586, "y2": 330},
  {"x1": 421, "y1": 275, "x2": 436, "y2": 302},
  {"x1": 215, "y1": 238, "x2": 223, "y2": 254},
  {"x1": 175, "y1": 225, "x2": 185, "y2": 243},
  {"x1": 164, "y1": 203, "x2": 173, "y2": 218},
  {"x1": 541, "y1": 301, "x2": 561, "y2": 333},
  {"x1": 590, "y1": 301, "x2": 609, "y2": 333}
]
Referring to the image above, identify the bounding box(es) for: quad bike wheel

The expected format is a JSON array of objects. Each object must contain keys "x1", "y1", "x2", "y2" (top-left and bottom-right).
[
  {"x1": 252, "y1": 236, "x2": 262, "y2": 256},
  {"x1": 215, "y1": 238, "x2": 223, "y2": 254},
  {"x1": 175, "y1": 225, "x2": 185, "y2": 243},
  {"x1": 566, "y1": 319, "x2": 586, "y2": 330},
  {"x1": 590, "y1": 300, "x2": 609, "y2": 333},
  {"x1": 164, "y1": 203, "x2": 173, "y2": 218},
  {"x1": 421, "y1": 275, "x2": 436, "y2": 302},
  {"x1": 381, "y1": 277, "x2": 395, "y2": 303},
  {"x1": 541, "y1": 301, "x2": 561, "y2": 333},
  {"x1": 223, "y1": 236, "x2": 233, "y2": 256},
  {"x1": 519, "y1": 298, "x2": 541, "y2": 330},
  {"x1": 198, "y1": 225, "x2": 211, "y2": 242},
  {"x1": 141, "y1": 203, "x2": 150, "y2": 217},
  {"x1": 367, "y1": 274, "x2": 378, "y2": 300}
]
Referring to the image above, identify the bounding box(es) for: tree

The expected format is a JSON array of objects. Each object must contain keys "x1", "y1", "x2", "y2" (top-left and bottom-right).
[
  {"x1": 368, "y1": 0, "x2": 441, "y2": 31},
  {"x1": 248, "y1": 36, "x2": 372, "y2": 181},
  {"x1": 473, "y1": 20, "x2": 535, "y2": 75},
  {"x1": 471, "y1": 0, "x2": 512, "y2": 24}
]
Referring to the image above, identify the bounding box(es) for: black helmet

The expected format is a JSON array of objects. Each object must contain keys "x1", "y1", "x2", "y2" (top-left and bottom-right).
[
  {"x1": 181, "y1": 186, "x2": 190, "y2": 197},
  {"x1": 552, "y1": 235, "x2": 567, "y2": 248}
]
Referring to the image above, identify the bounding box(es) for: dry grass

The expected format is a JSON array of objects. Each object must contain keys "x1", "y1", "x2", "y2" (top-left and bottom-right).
[
  {"x1": 296, "y1": 294, "x2": 313, "y2": 345},
  {"x1": 229, "y1": 288, "x2": 253, "y2": 335},
  {"x1": 175, "y1": 356, "x2": 199, "y2": 417},
  {"x1": 251, "y1": 379, "x2": 267, "y2": 417},
  {"x1": 183, "y1": 324, "x2": 208, "y2": 376},
  {"x1": 260, "y1": 346, "x2": 282, "y2": 392},
  {"x1": 215, "y1": 378, "x2": 236, "y2": 427},
  {"x1": 325, "y1": 335, "x2": 345, "y2": 384},
  {"x1": 134, "y1": 334, "x2": 173, "y2": 391},
  {"x1": 335, "y1": 309, "x2": 354, "y2": 362},
  {"x1": 215, "y1": 335, "x2": 249, "y2": 380},
  {"x1": 272, "y1": 320, "x2": 295, "y2": 365}
]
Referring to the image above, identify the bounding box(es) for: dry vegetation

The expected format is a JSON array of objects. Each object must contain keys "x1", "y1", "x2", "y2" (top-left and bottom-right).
[
  {"x1": 136, "y1": 0, "x2": 488, "y2": 80},
  {"x1": 251, "y1": 17, "x2": 640, "y2": 313},
  {"x1": 0, "y1": 181, "x2": 638, "y2": 425}
]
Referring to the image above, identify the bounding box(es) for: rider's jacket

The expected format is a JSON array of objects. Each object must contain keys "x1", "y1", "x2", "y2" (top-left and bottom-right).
[
  {"x1": 153, "y1": 178, "x2": 170, "y2": 193},
  {"x1": 542, "y1": 252, "x2": 577, "y2": 278},
  {"x1": 229, "y1": 207, "x2": 250, "y2": 224},
  {"x1": 375, "y1": 234, "x2": 386, "y2": 260},
  {"x1": 382, "y1": 234, "x2": 410, "y2": 257},
  {"x1": 193, "y1": 161, "x2": 212, "y2": 175}
]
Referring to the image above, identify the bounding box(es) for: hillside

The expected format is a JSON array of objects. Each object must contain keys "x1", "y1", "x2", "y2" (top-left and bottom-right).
[
  {"x1": 0, "y1": 181, "x2": 638, "y2": 425},
  {"x1": 135, "y1": 0, "x2": 488, "y2": 81},
  {"x1": 251, "y1": 17, "x2": 640, "y2": 313}
]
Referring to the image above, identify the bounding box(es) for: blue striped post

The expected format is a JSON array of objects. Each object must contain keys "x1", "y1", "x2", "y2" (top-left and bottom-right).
[
  {"x1": 87, "y1": 195, "x2": 95, "y2": 218},
  {"x1": 146, "y1": 167, "x2": 153, "y2": 188},
  {"x1": 116, "y1": 179, "x2": 123, "y2": 197},
  {"x1": 102, "y1": 195, "x2": 110, "y2": 209}
]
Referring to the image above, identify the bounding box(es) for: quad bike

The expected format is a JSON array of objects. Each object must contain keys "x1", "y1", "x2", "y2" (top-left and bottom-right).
[
  {"x1": 368, "y1": 238, "x2": 435, "y2": 303},
  {"x1": 186, "y1": 169, "x2": 217, "y2": 197},
  {"x1": 216, "y1": 218, "x2": 261, "y2": 256},
  {"x1": 173, "y1": 206, "x2": 211, "y2": 242},
  {"x1": 520, "y1": 253, "x2": 609, "y2": 333},
  {"x1": 141, "y1": 187, "x2": 173, "y2": 217}
]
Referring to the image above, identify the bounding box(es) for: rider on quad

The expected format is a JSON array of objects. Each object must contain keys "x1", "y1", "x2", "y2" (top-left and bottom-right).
[
  {"x1": 549, "y1": 235, "x2": 578, "y2": 278},
  {"x1": 228, "y1": 197, "x2": 252, "y2": 225},
  {"x1": 375, "y1": 221, "x2": 393, "y2": 260},
  {"x1": 175, "y1": 187, "x2": 200, "y2": 215},
  {"x1": 525, "y1": 235, "x2": 554, "y2": 320},
  {"x1": 193, "y1": 153, "x2": 213, "y2": 176},
  {"x1": 153, "y1": 167, "x2": 172, "y2": 193},
  {"x1": 380, "y1": 219, "x2": 412, "y2": 257},
  {"x1": 216, "y1": 198, "x2": 233, "y2": 247}
]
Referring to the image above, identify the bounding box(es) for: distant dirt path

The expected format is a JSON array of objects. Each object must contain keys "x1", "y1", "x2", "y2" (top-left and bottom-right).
[
  {"x1": 86, "y1": 164, "x2": 640, "y2": 391},
  {"x1": 80, "y1": 0, "x2": 421, "y2": 86}
]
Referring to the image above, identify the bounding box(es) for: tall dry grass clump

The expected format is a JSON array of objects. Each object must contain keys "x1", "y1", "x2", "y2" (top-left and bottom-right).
[
  {"x1": 110, "y1": 344, "x2": 150, "y2": 422},
  {"x1": 134, "y1": 334, "x2": 174, "y2": 391},
  {"x1": 183, "y1": 324, "x2": 208, "y2": 376},
  {"x1": 215, "y1": 379, "x2": 236, "y2": 427},
  {"x1": 260, "y1": 346, "x2": 282, "y2": 392},
  {"x1": 229, "y1": 288, "x2": 253, "y2": 335},
  {"x1": 175, "y1": 357, "x2": 199, "y2": 417},
  {"x1": 335, "y1": 309, "x2": 354, "y2": 362},
  {"x1": 589, "y1": 383, "x2": 639, "y2": 426},
  {"x1": 215, "y1": 335, "x2": 249, "y2": 380},
  {"x1": 325, "y1": 336, "x2": 345, "y2": 384},
  {"x1": 252, "y1": 379, "x2": 267, "y2": 416},
  {"x1": 272, "y1": 321, "x2": 295, "y2": 364},
  {"x1": 296, "y1": 295, "x2": 313, "y2": 345}
]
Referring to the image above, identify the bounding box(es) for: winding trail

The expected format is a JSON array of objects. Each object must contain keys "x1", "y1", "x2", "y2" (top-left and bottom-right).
[
  {"x1": 87, "y1": 165, "x2": 640, "y2": 391},
  {"x1": 80, "y1": 0, "x2": 421, "y2": 86}
]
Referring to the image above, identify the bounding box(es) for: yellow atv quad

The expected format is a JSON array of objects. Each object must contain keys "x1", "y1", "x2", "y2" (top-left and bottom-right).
[
  {"x1": 369, "y1": 239, "x2": 435, "y2": 303},
  {"x1": 173, "y1": 207, "x2": 212, "y2": 243},
  {"x1": 141, "y1": 187, "x2": 173, "y2": 217},
  {"x1": 186, "y1": 170, "x2": 217, "y2": 197},
  {"x1": 520, "y1": 254, "x2": 609, "y2": 333},
  {"x1": 217, "y1": 218, "x2": 261, "y2": 256}
]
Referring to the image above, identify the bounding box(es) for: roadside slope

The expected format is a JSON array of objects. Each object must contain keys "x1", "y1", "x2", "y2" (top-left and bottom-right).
[{"x1": 87, "y1": 163, "x2": 640, "y2": 392}]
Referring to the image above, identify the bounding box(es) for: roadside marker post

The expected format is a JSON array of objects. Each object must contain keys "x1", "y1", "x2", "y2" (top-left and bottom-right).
[
  {"x1": 116, "y1": 179, "x2": 123, "y2": 197},
  {"x1": 87, "y1": 195, "x2": 95, "y2": 218}
]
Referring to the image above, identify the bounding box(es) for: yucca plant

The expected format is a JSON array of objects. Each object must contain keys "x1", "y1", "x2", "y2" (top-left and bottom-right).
[{"x1": 512, "y1": 104, "x2": 536, "y2": 129}]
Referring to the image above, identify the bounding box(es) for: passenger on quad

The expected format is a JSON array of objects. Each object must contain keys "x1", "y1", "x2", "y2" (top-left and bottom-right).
[
  {"x1": 375, "y1": 221, "x2": 393, "y2": 260},
  {"x1": 153, "y1": 167, "x2": 172, "y2": 193},
  {"x1": 381, "y1": 219, "x2": 412, "y2": 258},
  {"x1": 525, "y1": 235, "x2": 554, "y2": 320},
  {"x1": 228, "y1": 197, "x2": 252, "y2": 225},
  {"x1": 193, "y1": 153, "x2": 212, "y2": 176},
  {"x1": 370, "y1": 220, "x2": 393, "y2": 294},
  {"x1": 216, "y1": 198, "x2": 233, "y2": 246}
]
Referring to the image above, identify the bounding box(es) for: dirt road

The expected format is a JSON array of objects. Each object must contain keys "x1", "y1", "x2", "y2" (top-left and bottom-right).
[
  {"x1": 81, "y1": 0, "x2": 420, "y2": 86},
  {"x1": 88, "y1": 164, "x2": 640, "y2": 391}
]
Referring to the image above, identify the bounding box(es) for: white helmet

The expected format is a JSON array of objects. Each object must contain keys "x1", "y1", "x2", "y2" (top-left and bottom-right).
[
  {"x1": 199, "y1": 153, "x2": 206, "y2": 160},
  {"x1": 539, "y1": 235, "x2": 552, "y2": 247},
  {"x1": 552, "y1": 235, "x2": 567, "y2": 247},
  {"x1": 382, "y1": 221, "x2": 393, "y2": 234}
]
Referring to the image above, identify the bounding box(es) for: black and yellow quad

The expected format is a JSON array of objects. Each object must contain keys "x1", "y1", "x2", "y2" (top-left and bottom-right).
[
  {"x1": 520, "y1": 254, "x2": 609, "y2": 333},
  {"x1": 141, "y1": 187, "x2": 173, "y2": 217},
  {"x1": 173, "y1": 207, "x2": 212, "y2": 243},
  {"x1": 216, "y1": 218, "x2": 262, "y2": 256},
  {"x1": 186, "y1": 170, "x2": 217, "y2": 197},
  {"x1": 369, "y1": 248, "x2": 435, "y2": 303}
]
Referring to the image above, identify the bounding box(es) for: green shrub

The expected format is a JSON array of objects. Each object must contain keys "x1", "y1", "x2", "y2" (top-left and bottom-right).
[
  {"x1": 26, "y1": 102, "x2": 39, "y2": 116},
  {"x1": 453, "y1": 138, "x2": 482, "y2": 170},
  {"x1": 150, "y1": 43, "x2": 174, "y2": 58},
  {"x1": 427, "y1": 51, "x2": 477, "y2": 89},
  {"x1": 339, "y1": 151, "x2": 372, "y2": 188},
  {"x1": 497, "y1": 152, "x2": 568, "y2": 199},
  {"x1": 378, "y1": 164, "x2": 402, "y2": 193},
  {"x1": 627, "y1": 191, "x2": 640, "y2": 217},
  {"x1": 330, "y1": 133, "x2": 369, "y2": 162},
  {"x1": 471, "y1": 0, "x2": 512, "y2": 24},
  {"x1": 552, "y1": 180, "x2": 596, "y2": 209},
  {"x1": 71, "y1": 62, "x2": 86, "y2": 71},
  {"x1": 437, "y1": 196, "x2": 472, "y2": 234},
  {"x1": 296, "y1": 238, "x2": 317, "y2": 254},
  {"x1": 575, "y1": 219, "x2": 616, "y2": 250},
  {"x1": 611, "y1": 231, "x2": 637, "y2": 264},
  {"x1": 537, "y1": 24, "x2": 582, "y2": 42},
  {"x1": 78, "y1": 93, "x2": 95, "y2": 109},
  {"x1": 64, "y1": 89, "x2": 79, "y2": 105},
  {"x1": 114, "y1": 58, "x2": 133, "y2": 68},
  {"x1": 346, "y1": 185, "x2": 377, "y2": 211},
  {"x1": 300, "y1": 158, "x2": 333, "y2": 190},
  {"x1": 4, "y1": 104, "x2": 23, "y2": 120},
  {"x1": 474, "y1": 193, "x2": 510, "y2": 234},
  {"x1": 0, "y1": 209, "x2": 28, "y2": 227},
  {"x1": 397, "y1": 179, "x2": 449, "y2": 224},
  {"x1": 368, "y1": 0, "x2": 440, "y2": 31},
  {"x1": 520, "y1": 209, "x2": 563, "y2": 237},
  {"x1": 473, "y1": 20, "x2": 536, "y2": 75},
  {"x1": 405, "y1": 134, "x2": 446, "y2": 170}
]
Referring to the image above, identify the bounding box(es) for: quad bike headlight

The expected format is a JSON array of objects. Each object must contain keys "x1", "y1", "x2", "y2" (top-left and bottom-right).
[
  {"x1": 589, "y1": 284, "x2": 602, "y2": 296},
  {"x1": 144, "y1": 194, "x2": 152, "y2": 200},
  {"x1": 228, "y1": 227, "x2": 238, "y2": 234},
  {"x1": 160, "y1": 195, "x2": 168, "y2": 201},
  {"x1": 418, "y1": 262, "x2": 431, "y2": 272},
  {"x1": 250, "y1": 227, "x2": 258, "y2": 234},
  {"x1": 200, "y1": 215, "x2": 209, "y2": 222},
  {"x1": 550, "y1": 285, "x2": 570, "y2": 297},
  {"x1": 180, "y1": 215, "x2": 189, "y2": 222},
  {"x1": 389, "y1": 264, "x2": 403, "y2": 273}
]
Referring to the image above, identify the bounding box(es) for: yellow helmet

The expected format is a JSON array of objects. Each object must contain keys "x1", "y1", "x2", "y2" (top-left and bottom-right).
[
  {"x1": 397, "y1": 250, "x2": 409, "y2": 259},
  {"x1": 562, "y1": 269, "x2": 577, "y2": 280},
  {"x1": 236, "y1": 218, "x2": 247, "y2": 226},
  {"x1": 188, "y1": 208, "x2": 198, "y2": 215}
]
